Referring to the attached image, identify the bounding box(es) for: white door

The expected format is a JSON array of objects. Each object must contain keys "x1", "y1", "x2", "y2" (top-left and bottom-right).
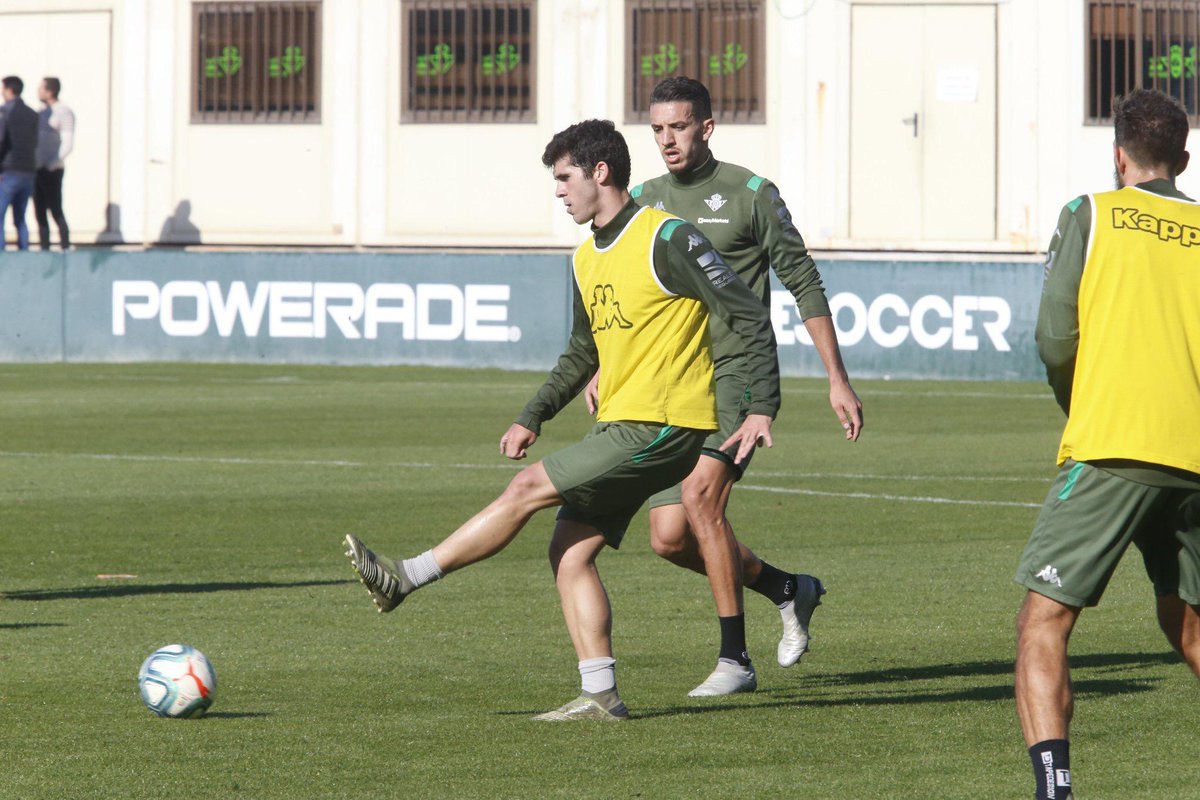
[
  {"x1": 0, "y1": 11, "x2": 112, "y2": 246},
  {"x1": 850, "y1": 4, "x2": 996, "y2": 242}
]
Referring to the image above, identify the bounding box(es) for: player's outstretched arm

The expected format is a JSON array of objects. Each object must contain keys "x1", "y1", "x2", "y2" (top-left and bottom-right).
[
  {"x1": 753, "y1": 179, "x2": 862, "y2": 441},
  {"x1": 804, "y1": 315, "x2": 863, "y2": 441}
]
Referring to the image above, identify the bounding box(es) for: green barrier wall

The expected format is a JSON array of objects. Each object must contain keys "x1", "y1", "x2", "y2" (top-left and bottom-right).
[{"x1": 0, "y1": 251, "x2": 1046, "y2": 381}]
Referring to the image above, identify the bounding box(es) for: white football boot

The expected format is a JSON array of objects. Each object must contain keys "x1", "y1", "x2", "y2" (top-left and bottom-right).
[
  {"x1": 687, "y1": 660, "x2": 757, "y2": 697},
  {"x1": 777, "y1": 574, "x2": 826, "y2": 667}
]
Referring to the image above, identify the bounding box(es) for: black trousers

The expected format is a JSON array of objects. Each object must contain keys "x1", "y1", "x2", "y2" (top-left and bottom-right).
[{"x1": 33, "y1": 167, "x2": 69, "y2": 250}]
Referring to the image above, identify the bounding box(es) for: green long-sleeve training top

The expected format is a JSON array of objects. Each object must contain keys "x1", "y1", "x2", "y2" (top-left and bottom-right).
[{"x1": 631, "y1": 154, "x2": 831, "y2": 372}]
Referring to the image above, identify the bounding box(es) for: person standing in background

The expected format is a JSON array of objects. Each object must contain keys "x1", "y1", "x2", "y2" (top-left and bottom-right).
[
  {"x1": 0, "y1": 75, "x2": 39, "y2": 251},
  {"x1": 34, "y1": 77, "x2": 73, "y2": 250}
]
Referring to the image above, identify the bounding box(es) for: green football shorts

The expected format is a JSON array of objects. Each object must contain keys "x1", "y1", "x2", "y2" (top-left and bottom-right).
[
  {"x1": 542, "y1": 421, "x2": 706, "y2": 548},
  {"x1": 648, "y1": 369, "x2": 753, "y2": 509},
  {"x1": 1015, "y1": 459, "x2": 1200, "y2": 607}
]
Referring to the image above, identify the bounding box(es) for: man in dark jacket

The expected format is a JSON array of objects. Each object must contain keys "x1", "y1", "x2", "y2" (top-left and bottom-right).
[{"x1": 0, "y1": 76, "x2": 40, "y2": 250}]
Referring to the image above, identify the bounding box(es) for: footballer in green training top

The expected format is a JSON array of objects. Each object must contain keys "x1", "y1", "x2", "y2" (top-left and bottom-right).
[{"x1": 584, "y1": 77, "x2": 863, "y2": 696}]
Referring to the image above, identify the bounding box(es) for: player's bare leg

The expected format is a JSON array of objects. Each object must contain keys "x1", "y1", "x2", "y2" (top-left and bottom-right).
[
  {"x1": 679, "y1": 457, "x2": 743, "y2": 617},
  {"x1": 432, "y1": 463, "x2": 563, "y2": 571},
  {"x1": 651, "y1": 459, "x2": 825, "y2": 672},
  {"x1": 1015, "y1": 591, "x2": 1080, "y2": 800},
  {"x1": 1155, "y1": 594, "x2": 1200, "y2": 678},
  {"x1": 644, "y1": 458, "x2": 753, "y2": 696},
  {"x1": 652, "y1": 504, "x2": 766, "y2": 583},
  {"x1": 535, "y1": 520, "x2": 628, "y2": 721},
  {"x1": 1015, "y1": 591, "x2": 1080, "y2": 744},
  {"x1": 344, "y1": 462, "x2": 562, "y2": 612}
]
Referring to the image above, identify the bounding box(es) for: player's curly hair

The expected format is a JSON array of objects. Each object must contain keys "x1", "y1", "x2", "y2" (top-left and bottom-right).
[
  {"x1": 541, "y1": 119, "x2": 632, "y2": 190},
  {"x1": 650, "y1": 77, "x2": 713, "y2": 122},
  {"x1": 1114, "y1": 89, "x2": 1189, "y2": 172}
]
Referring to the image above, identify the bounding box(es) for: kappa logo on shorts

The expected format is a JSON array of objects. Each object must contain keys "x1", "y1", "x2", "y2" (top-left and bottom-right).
[
  {"x1": 1035, "y1": 565, "x2": 1063, "y2": 588},
  {"x1": 589, "y1": 284, "x2": 634, "y2": 332}
]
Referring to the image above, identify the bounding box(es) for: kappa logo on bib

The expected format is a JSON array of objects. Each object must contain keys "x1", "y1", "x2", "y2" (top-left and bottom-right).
[{"x1": 589, "y1": 284, "x2": 634, "y2": 332}]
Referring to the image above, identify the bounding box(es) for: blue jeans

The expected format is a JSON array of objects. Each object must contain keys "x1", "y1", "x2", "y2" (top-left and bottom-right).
[{"x1": 0, "y1": 172, "x2": 35, "y2": 250}]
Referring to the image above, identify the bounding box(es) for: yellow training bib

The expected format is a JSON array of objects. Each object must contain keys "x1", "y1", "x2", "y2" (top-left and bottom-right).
[
  {"x1": 1059, "y1": 187, "x2": 1200, "y2": 472},
  {"x1": 573, "y1": 206, "x2": 717, "y2": 430}
]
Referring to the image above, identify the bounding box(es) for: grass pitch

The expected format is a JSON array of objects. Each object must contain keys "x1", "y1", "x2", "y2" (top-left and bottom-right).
[{"x1": 1, "y1": 364, "x2": 1195, "y2": 799}]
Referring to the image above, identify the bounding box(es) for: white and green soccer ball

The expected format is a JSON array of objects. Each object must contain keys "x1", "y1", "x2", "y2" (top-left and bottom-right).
[{"x1": 137, "y1": 644, "x2": 217, "y2": 718}]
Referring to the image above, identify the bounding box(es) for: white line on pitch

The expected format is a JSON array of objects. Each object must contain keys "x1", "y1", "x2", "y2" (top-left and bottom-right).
[
  {"x1": 751, "y1": 470, "x2": 1046, "y2": 483},
  {"x1": 0, "y1": 450, "x2": 520, "y2": 471},
  {"x1": 738, "y1": 484, "x2": 1041, "y2": 508},
  {"x1": 0, "y1": 450, "x2": 1042, "y2": 507}
]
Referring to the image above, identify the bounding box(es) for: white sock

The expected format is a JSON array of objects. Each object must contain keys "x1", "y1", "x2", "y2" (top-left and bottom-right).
[
  {"x1": 401, "y1": 550, "x2": 444, "y2": 589},
  {"x1": 579, "y1": 657, "x2": 617, "y2": 695}
]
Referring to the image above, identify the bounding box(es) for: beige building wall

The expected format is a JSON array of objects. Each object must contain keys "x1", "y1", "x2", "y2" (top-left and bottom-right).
[{"x1": 2, "y1": 0, "x2": 1195, "y2": 250}]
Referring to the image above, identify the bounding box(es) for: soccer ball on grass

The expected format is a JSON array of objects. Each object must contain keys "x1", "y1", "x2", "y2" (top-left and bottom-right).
[{"x1": 137, "y1": 644, "x2": 217, "y2": 718}]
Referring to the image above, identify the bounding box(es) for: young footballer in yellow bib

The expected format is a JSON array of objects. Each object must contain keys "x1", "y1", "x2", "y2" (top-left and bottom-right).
[{"x1": 344, "y1": 119, "x2": 780, "y2": 721}]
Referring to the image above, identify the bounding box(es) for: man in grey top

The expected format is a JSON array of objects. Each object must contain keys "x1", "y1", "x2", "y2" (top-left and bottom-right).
[
  {"x1": 35, "y1": 77, "x2": 73, "y2": 251},
  {"x1": 0, "y1": 75, "x2": 39, "y2": 251}
]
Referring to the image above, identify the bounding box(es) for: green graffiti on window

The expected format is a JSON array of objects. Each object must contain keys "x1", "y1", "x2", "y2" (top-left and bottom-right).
[
  {"x1": 1147, "y1": 44, "x2": 1198, "y2": 80},
  {"x1": 641, "y1": 44, "x2": 680, "y2": 77},
  {"x1": 205, "y1": 46, "x2": 242, "y2": 78},
  {"x1": 417, "y1": 43, "x2": 455, "y2": 77},
  {"x1": 482, "y1": 43, "x2": 521, "y2": 76},
  {"x1": 269, "y1": 46, "x2": 307, "y2": 78},
  {"x1": 708, "y1": 43, "x2": 748, "y2": 76}
]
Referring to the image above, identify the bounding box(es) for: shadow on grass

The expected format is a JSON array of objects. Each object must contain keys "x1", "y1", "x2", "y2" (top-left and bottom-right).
[
  {"x1": 203, "y1": 711, "x2": 271, "y2": 719},
  {"x1": 630, "y1": 678, "x2": 1160, "y2": 719},
  {"x1": 497, "y1": 652, "x2": 1177, "y2": 720},
  {"x1": 0, "y1": 622, "x2": 67, "y2": 630},
  {"x1": 4, "y1": 579, "x2": 355, "y2": 602},
  {"x1": 783, "y1": 651, "x2": 1181, "y2": 688}
]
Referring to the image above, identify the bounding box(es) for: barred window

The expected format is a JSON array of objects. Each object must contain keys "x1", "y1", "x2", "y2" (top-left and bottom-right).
[
  {"x1": 625, "y1": 0, "x2": 765, "y2": 124},
  {"x1": 1087, "y1": 0, "x2": 1199, "y2": 124},
  {"x1": 192, "y1": 1, "x2": 321, "y2": 123},
  {"x1": 402, "y1": 0, "x2": 537, "y2": 123}
]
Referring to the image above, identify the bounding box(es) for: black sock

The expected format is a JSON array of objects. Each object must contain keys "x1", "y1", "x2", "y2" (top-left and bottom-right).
[
  {"x1": 718, "y1": 614, "x2": 750, "y2": 666},
  {"x1": 747, "y1": 562, "x2": 796, "y2": 607},
  {"x1": 1028, "y1": 739, "x2": 1071, "y2": 800}
]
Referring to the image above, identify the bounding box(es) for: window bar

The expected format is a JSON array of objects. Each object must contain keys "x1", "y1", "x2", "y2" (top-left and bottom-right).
[
  {"x1": 250, "y1": 5, "x2": 261, "y2": 120},
  {"x1": 196, "y1": 7, "x2": 205, "y2": 118},
  {"x1": 442, "y1": 4, "x2": 452, "y2": 122},
  {"x1": 223, "y1": 5, "x2": 233, "y2": 122},
  {"x1": 495, "y1": 0, "x2": 503, "y2": 122},
  {"x1": 729, "y1": 0, "x2": 739, "y2": 121},
  {"x1": 454, "y1": 2, "x2": 464, "y2": 123},
  {"x1": 288, "y1": 4, "x2": 298, "y2": 121},
  {"x1": 1185, "y1": 3, "x2": 1195, "y2": 119},
  {"x1": 298, "y1": 4, "x2": 308, "y2": 119},
  {"x1": 414, "y1": 5, "x2": 424, "y2": 120},
  {"x1": 1089, "y1": 1, "x2": 1099, "y2": 119},
  {"x1": 484, "y1": 1, "x2": 493, "y2": 121},
  {"x1": 477, "y1": 0, "x2": 486, "y2": 122},
  {"x1": 730, "y1": 0, "x2": 739, "y2": 122},
  {"x1": 234, "y1": 3, "x2": 243, "y2": 120}
]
